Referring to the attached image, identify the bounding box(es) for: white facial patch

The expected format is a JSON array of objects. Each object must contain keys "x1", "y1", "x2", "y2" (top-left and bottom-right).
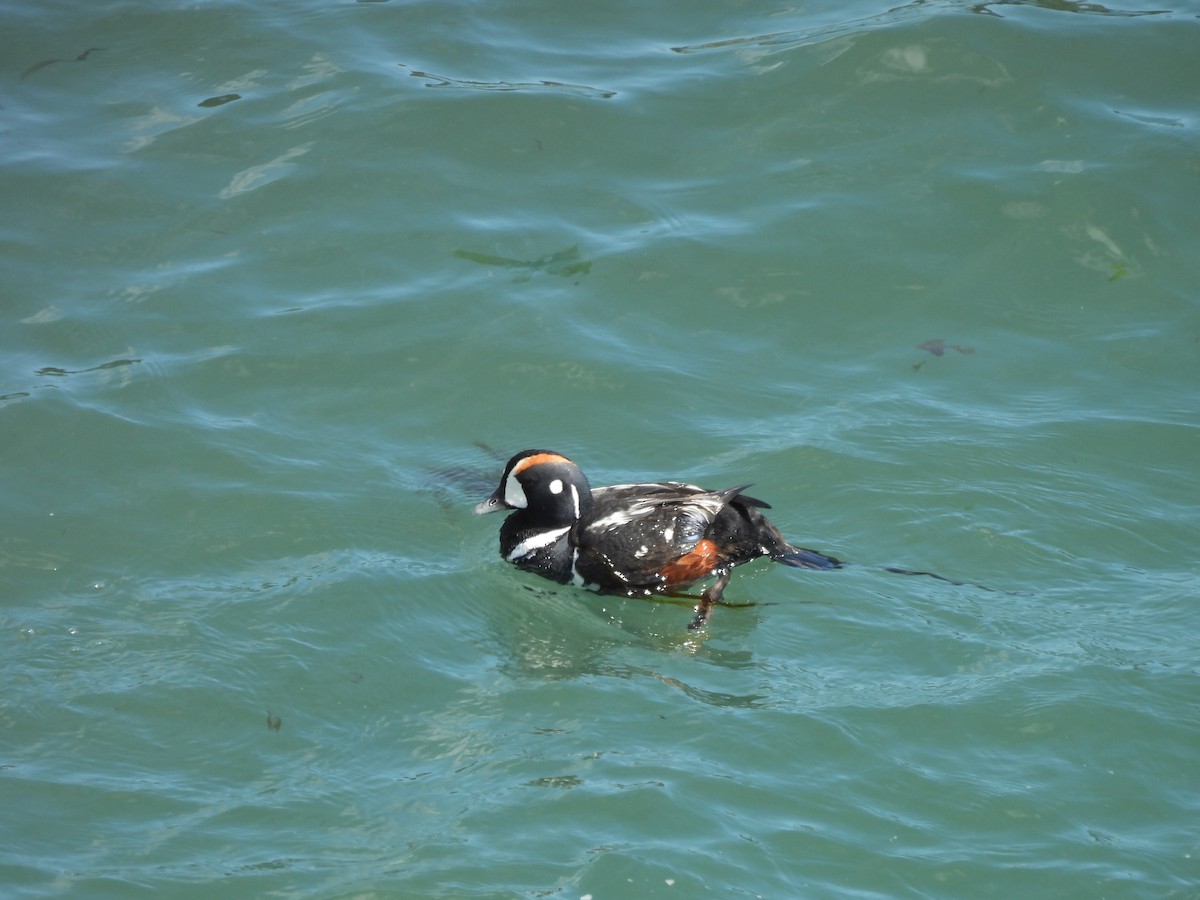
[
  {"x1": 569, "y1": 484, "x2": 581, "y2": 519},
  {"x1": 549, "y1": 478, "x2": 564, "y2": 494},
  {"x1": 503, "y1": 471, "x2": 528, "y2": 508}
]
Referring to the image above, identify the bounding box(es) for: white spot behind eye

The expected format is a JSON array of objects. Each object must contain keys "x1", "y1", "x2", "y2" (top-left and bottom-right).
[{"x1": 549, "y1": 479, "x2": 564, "y2": 495}]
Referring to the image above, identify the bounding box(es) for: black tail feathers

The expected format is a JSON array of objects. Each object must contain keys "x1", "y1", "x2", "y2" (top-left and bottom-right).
[{"x1": 775, "y1": 545, "x2": 843, "y2": 570}]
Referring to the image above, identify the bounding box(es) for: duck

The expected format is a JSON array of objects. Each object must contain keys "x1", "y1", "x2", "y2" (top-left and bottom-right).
[{"x1": 474, "y1": 449, "x2": 840, "y2": 629}]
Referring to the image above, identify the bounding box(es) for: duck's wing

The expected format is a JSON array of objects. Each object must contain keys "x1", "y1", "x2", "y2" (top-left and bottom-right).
[{"x1": 572, "y1": 482, "x2": 750, "y2": 591}]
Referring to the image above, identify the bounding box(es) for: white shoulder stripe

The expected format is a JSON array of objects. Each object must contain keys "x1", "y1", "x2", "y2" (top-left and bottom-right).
[{"x1": 588, "y1": 507, "x2": 653, "y2": 530}]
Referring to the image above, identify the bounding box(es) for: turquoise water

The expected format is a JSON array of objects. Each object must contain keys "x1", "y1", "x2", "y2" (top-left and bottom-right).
[{"x1": 3, "y1": 0, "x2": 1199, "y2": 896}]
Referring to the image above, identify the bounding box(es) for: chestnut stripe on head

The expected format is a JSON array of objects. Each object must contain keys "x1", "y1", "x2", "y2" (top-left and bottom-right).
[{"x1": 511, "y1": 452, "x2": 572, "y2": 475}]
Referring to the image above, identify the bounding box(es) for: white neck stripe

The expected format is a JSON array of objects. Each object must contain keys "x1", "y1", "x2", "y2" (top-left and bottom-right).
[{"x1": 506, "y1": 526, "x2": 570, "y2": 561}]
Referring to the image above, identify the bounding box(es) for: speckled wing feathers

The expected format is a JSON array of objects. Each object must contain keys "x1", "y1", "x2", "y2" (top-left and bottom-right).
[{"x1": 570, "y1": 483, "x2": 752, "y2": 592}]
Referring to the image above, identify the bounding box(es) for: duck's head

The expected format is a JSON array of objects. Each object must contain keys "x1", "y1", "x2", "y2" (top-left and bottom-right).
[{"x1": 474, "y1": 449, "x2": 592, "y2": 526}]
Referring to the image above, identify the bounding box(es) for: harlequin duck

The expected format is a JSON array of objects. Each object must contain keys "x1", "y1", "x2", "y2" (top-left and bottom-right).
[{"x1": 474, "y1": 449, "x2": 841, "y2": 629}]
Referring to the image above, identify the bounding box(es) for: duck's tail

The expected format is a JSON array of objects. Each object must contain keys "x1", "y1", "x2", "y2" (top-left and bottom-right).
[{"x1": 774, "y1": 545, "x2": 843, "y2": 570}]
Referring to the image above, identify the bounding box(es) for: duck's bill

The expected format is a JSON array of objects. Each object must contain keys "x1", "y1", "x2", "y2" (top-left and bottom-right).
[{"x1": 473, "y1": 493, "x2": 506, "y2": 515}]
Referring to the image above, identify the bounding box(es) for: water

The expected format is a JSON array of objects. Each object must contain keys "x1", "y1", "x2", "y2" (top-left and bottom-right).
[{"x1": 3, "y1": 0, "x2": 1198, "y2": 897}]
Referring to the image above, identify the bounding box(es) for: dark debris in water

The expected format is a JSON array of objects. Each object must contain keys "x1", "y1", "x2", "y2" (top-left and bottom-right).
[
  {"x1": 524, "y1": 775, "x2": 583, "y2": 789},
  {"x1": 969, "y1": 1, "x2": 1164, "y2": 19},
  {"x1": 400, "y1": 64, "x2": 615, "y2": 99},
  {"x1": 428, "y1": 441, "x2": 506, "y2": 520},
  {"x1": 199, "y1": 93, "x2": 241, "y2": 108},
  {"x1": 21, "y1": 47, "x2": 105, "y2": 81},
  {"x1": 36, "y1": 358, "x2": 141, "y2": 377},
  {"x1": 917, "y1": 339, "x2": 976, "y2": 357},
  {"x1": 454, "y1": 245, "x2": 591, "y2": 282}
]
